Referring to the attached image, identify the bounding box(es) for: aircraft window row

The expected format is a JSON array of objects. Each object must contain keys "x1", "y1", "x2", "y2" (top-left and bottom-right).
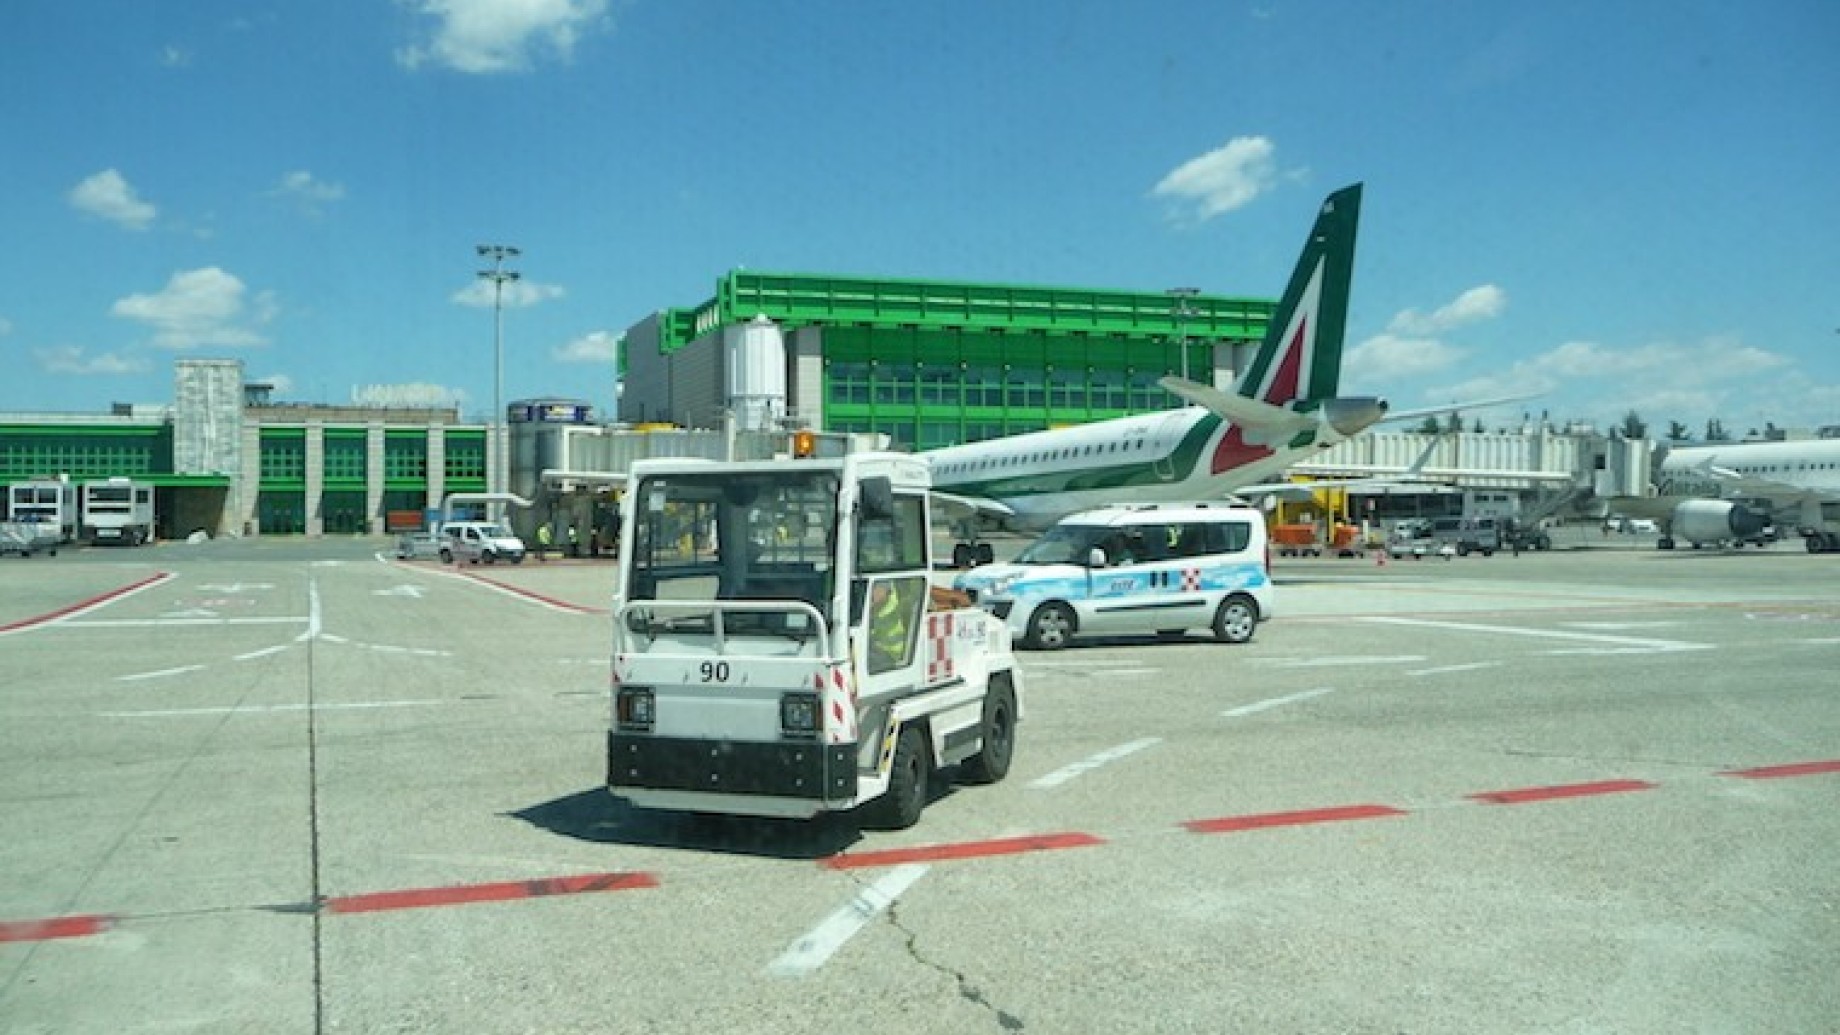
[
  {"x1": 932, "y1": 437, "x2": 1159, "y2": 477},
  {"x1": 1730, "y1": 463, "x2": 1832, "y2": 474}
]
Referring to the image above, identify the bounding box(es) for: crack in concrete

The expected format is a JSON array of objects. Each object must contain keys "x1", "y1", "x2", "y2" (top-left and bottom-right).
[{"x1": 885, "y1": 899, "x2": 1025, "y2": 1032}]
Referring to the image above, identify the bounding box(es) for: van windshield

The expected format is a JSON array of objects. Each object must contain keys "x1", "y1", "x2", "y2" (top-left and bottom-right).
[{"x1": 1013, "y1": 524, "x2": 1108, "y2": 565}]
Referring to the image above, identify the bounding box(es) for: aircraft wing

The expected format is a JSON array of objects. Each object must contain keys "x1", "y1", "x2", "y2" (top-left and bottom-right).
[
  {"x1": 1380, "y1": 393, "x2": 1542, "y2": 425},
  {"x1": 1157, "y1": 376, "x2": 1317, "y2": 437},
  {"x1": 928, "y1": 489, "x2": 1015, "y2": 522}
]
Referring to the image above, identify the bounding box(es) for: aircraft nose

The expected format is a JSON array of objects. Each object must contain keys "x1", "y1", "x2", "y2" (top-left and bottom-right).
[{"x1": 1324, "y1": 397, "x2": 1389, "y2": 437}]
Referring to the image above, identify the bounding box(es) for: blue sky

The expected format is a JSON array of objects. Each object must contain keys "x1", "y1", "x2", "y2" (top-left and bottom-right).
[{"x1": 3, "y1": 1, "x2": 1836, "y2": 436}]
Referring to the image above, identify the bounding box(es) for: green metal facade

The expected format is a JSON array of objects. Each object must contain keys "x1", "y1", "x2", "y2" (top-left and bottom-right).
[{"x1": 655, "y1": 270, "x2": 1275, "y2": 448}]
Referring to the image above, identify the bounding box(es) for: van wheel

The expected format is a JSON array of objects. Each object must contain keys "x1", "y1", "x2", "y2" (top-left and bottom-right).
[
  {"x1": 482, "y1": 550, "x2": 497, "y2": 565},
  {"x1": 1023, "y1": 602, "x2": 1076, "y2": 650},
  {"x1": 961, "y1": 677, "x2": 1016, "y2": 784},
  {"x1": 439, "y1": 548, "x2": 453, "y2": 564},
  {"x1": 874, "y1": 725, "x2": 930, "y2": 829},
  {"x1": 1212, "y1": 594, "x2": 1258, "y2": 644}
]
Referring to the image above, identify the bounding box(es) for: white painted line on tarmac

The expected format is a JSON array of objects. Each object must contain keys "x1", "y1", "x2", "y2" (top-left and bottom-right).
[
  {"x1": 116, "y1": 665, "x2": 206, "y2": 683},
  {"x1": 1360, "y1": 616, "x2": 1713, "y2": 652},
  {"x1": 1263, "y1": 655, "x2": 1426, "y2": 668},
  {"x1": 1029, "y1": 737, "x2": 1162, "y2": 790},
  {"x1": 1564, "y1": 621, "x2": 1681, "y2": 631},
  {"x1": 1221, "y1": 687, "x2": 1334, "y2": 718},
  {"x1": 101, "y1": 699, "x2": 447, "y2": 718},
  {"x1": 767, "y1": 864, "x2": 929, "y2": 978},
  {"x1": 63, "y1": 617, "x2": 308, "y2": 628},
  {"x1": 295, "y1": 578, "x2": 322, "y2": 643},
  {"x1": 1406, "y1": 661, "x2": 1503, "y2": 677},
  {"x1": 234, "y1": 645, "x2": 291, "y2": 662},
  {"x1": 1025, "y1": 660, "x2": 1162, "y2": 669}
]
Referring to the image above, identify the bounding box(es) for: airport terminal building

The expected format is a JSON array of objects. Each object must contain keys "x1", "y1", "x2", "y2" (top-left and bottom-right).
[{"x1": 3, "y1": 270, "x2": 1642, "y2": 540}]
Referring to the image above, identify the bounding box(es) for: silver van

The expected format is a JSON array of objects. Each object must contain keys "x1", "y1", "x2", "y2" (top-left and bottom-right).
[{"x1": 438, "y1": 520, "x2": 527, "y2": 565}]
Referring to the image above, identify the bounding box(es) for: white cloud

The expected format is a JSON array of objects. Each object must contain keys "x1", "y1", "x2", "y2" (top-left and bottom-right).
[
  {"x1": 1343, "y1": 333, "x2": 1466, "y2": 386},
  {"x1": 450, "y1": 278, "x2": 565, "y2": 308},
  {"x1": 1345, "y1": 285, "x2": 1509, "y2": 387},
  {"x1": 35, "y1": 345, "x2": 151, "y2": 375},
  {"x1": 161, "y1": 45, "x2": 192, "y2": 68},
  {"x1": 0, "y1": 317, "x2": 12, "y2": 337},
  {"x1": 351, "y1": 382, "x2": 468, "y2": 408},
  {"x1": 553, "y1": 330, "x2": 618, "y2": 363},
  {"x1": 1417, "y1": 335, "x2": 1800, "y2": 430},
  {"x1": 396, "y1": 0, "x2": 610, "y2": 74},
  {"x1": 111, "y1": 267, "x2": 277, "y2": 350},
  {"x1": 1386, "y1": 284, "x2": 1507, "y2": 335},
  {"x1": 270, "y1": 170, "x2": 346, "y2": 214},
  {"x1": 68, "y1": 169, "x2": 157, "y2": 230},
  {"x1": 1151, "y1": 136, "x2": 1282, "y2": 224},
  {"x1": 252, "y1": 373, "x2": 295, "y2": 396}
]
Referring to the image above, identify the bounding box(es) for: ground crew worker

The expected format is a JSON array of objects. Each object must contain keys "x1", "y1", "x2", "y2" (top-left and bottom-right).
[
  {"x1": 567, "y1": 523, "x2": 580, "y2": 557},
  {"x1": 536, "y1": 522, "x2": 552, "y2": 561},
  {"x1": 869, "y1": 581, "x2": 908, "y2": 672}
]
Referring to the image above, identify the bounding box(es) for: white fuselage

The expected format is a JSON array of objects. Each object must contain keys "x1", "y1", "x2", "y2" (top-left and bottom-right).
[
  {"x1": 1661, "y1": 440, "x2": 1840, "y2": 498},
  {"x1": 925, "y1": 406, "x2": 1342, "y2": 532}
]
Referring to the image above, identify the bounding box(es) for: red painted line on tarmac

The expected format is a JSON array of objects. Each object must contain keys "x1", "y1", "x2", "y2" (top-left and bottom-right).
[
  {"x1": 0, "y1": 914, "x2": 116, "y2": 944},
  {"x1": 821, "y1": 831, "x2": 1105, "y2": 871},
  {"x1": 1719, "y1": 759, "x2": 1840, "y2": 780},
  {"x1": 456, "y1": 571, "x2": 606, "y2": 614},
  {"x1": 0, "y1": 572, "x2": 173, "y2": 635},
  {"x1": 1468, "y1": 779, "x2": 1656, "y2": 805},
  {"x1": 1182, "y1": 803, "x2": 1408, "y2": 835},
  {"x1": 324, "y1": 870, "x2": 657, "y2": 915}
]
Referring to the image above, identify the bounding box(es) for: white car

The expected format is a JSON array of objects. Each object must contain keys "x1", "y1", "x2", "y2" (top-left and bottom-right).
[
  {"x1": 438, "y1": 520, "x2": 526, "y2": 564},
  {"x1": 954, "y1": 503, "x2": 1272, "y2": 649}
]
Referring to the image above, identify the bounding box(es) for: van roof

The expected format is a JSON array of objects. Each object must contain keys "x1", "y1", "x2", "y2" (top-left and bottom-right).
[{"x1": 1059, "y1": 502, "x2": 1261, "y2": 527}]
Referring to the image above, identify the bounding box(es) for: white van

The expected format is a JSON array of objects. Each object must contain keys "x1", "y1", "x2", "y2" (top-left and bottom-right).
[
  {"x1": 953, "y1": 503, "x2": 1272, "y2": 649},
  {"x1": 438, "y1": 520, "x2": 526, "y2": 565}
]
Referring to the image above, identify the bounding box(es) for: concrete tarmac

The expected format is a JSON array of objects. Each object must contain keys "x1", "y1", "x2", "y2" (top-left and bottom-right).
[{"x1": 2, "y1": 536, "x2": 1836, "y2": 1034}]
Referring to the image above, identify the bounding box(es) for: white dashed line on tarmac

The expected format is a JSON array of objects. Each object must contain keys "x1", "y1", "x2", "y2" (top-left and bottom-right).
[
  {"x1": 1360, "y1": 615, "x2": 1714, "y2": 652},
  {"x1": 114, "y1": 664, "x2": 207, "y2": 682},
  {"x1": 101, "y1": 699, "x2": 448, "y2": 718},
  {"x1": 1406, "y1": 661, "x2": 1503, "y2": 677},
  {"x1": 1029, "y1": 737, "x2": 1163, "y2": 789},
  {"x1": 1221, "y1": 687, "x2": 1335, "y2": 718},
  {"x1": 1260, "y1": 655, "x2": 1427, "y2": 668},
  {"x1": 766, "y1": 864, "x2": 929, "y2": 977}
]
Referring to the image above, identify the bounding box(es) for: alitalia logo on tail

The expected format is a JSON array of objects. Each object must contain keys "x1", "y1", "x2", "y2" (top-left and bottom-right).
[
  {"x1": 1234, "y1": 186, "x2": 1359, "y2": 408},
  {"x1": 1205, "y1": 185, "x2": 1362, "y2": 474}
]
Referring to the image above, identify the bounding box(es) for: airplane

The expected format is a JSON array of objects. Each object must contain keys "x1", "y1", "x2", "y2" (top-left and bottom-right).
[
  {"x1": 922, "y1": 182, "x2": 1526, "y2": 566},
  {"x1": 1607, "y1": 438, "x2": 1840, "y2": 553}
]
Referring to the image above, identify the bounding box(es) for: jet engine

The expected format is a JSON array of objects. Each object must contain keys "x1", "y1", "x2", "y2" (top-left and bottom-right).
[{"x1": 1669, "y1": 498, "x2": 1767, "y2": 547}]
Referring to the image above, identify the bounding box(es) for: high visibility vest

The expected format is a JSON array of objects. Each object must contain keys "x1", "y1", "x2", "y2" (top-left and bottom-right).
[{"x1": 872, "y1": 588, "x2": 907, "y2": 664}]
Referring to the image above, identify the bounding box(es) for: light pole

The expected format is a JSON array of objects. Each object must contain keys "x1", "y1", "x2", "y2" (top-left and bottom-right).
[
  {"x1": 476, "y1": 244, "x2": 520, "y2": 518},
  {"x1": 1167, "y1": 286, "x2": 1199, "y2": 383}
]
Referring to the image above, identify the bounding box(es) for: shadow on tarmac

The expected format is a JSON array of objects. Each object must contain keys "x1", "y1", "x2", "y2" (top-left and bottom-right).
[{"x1": 508, "y1": 787, "x2": 865, "y2": 860}]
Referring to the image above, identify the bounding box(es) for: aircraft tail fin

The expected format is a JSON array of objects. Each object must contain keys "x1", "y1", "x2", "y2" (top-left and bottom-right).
[{"x1": 1232, "y1": 184, "x2": 1361, "y2": 406}]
